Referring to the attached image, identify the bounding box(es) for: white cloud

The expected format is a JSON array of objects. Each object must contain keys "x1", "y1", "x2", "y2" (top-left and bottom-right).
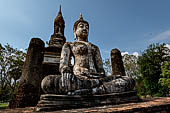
[
  {"x1": 19, "y1": 48, "x2": 24, "y2": 51},
  {"x1": 121, "y1": 51, "x2": 139, "y2": 57},
  {"x1": 121, "y1": 52, "x2": 129, "y2": 56},
  {"x1": 19, "y1": 48, "x2": 26, "y2": 52},
  {"x1": 165, "y1": 44, "x2": 170, "y2": 49},
  {"x1": 132, "y1": 52, "x2": 139, "y2": 57},
  {"x1": 151, "y1": 29, "x2": 170, "y2": 42}
]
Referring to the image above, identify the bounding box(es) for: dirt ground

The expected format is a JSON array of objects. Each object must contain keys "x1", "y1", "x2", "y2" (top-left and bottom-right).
[{"x1": 0, "y1": 97, "x2": 170, "y2": 113}]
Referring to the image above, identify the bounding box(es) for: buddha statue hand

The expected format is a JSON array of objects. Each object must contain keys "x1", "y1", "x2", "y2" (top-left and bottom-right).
[
  {"x1": 61, "y1": 66, "x2": 73, "y2": 92},
  {"x1": 61, "y1": 72, "x2": 73, "y2": 92}
]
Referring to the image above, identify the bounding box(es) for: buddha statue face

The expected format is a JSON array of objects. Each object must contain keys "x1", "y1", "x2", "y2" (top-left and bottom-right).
[{"x1": 75, "y1": 22, "x2": 89, "y2": 41}]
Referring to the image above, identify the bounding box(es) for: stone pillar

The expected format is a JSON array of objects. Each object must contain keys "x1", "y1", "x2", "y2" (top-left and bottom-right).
[
  {"x1": 9, "y1": 38, "x2": 45, "y2": 108},
  {"x1": 111, "y1": 48, "x2": 126, "y2": 76}
]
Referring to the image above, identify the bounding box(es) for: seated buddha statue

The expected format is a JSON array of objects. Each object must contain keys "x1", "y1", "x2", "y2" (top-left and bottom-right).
[{"x1": 41, "y1": 14, "x2": 135, "y2": 95}]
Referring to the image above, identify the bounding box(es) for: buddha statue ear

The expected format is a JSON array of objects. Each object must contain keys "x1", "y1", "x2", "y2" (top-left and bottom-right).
[{"x1": 74, "y1": 32, "x2": 77, "y2": 40}]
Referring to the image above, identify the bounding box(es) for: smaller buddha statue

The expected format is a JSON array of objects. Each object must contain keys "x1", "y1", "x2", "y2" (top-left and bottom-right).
[{"x1": 41, "y1": 14, "x2": 135, "y2": 95}]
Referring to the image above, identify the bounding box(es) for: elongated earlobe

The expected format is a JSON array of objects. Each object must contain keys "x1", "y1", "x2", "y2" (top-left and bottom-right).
[{"x1": 74, "y1": 32, "x2": 77, "y2": 40}]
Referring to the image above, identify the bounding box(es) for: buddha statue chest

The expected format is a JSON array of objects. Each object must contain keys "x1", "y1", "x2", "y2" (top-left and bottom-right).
[
  {"x1": 70, "y1": 41, "x2": 97, "y2": 75},
  {"x1": 72, "y1": 42, "x2": 88, "y2": 56}
]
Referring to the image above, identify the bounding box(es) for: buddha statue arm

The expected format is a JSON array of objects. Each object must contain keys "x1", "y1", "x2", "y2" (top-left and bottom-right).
[
  {"x1": 93, "y1": 46, "x2": 105, "y2": 77},
  {"x1": 59, "y1": 42, "x2": 72, "y2": 73}
]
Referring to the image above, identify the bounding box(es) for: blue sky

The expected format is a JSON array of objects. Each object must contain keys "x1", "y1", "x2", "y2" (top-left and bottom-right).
[{"x1": 0, "y1": 0, "x2": 170, "y2": 59}]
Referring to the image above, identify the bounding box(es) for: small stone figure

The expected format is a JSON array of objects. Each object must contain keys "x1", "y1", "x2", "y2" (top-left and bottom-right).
[{"x1": 41, "y1": 14, "x2": 135, "y2": 95}]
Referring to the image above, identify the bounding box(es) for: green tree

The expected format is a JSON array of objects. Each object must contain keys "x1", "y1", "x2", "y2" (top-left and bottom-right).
[
  {"x1": 0, "y1": 43, "x2": 26, "y2": 102},
  {"x1": 158, "y1": 62, "x2": 170, "y2": 96},
  {"x1": 122, "y1": 54, "x2": 145, "y2": 97},
  {"x1": 138, "y1": 43, "x2": 170, "y2": 96},
  {"x1": 122, "y1": 54, "x2": 140, "y2": 79}
]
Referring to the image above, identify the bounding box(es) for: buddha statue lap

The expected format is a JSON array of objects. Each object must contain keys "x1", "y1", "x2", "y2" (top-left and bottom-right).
[{"x1": 41, "y1": 14, "x2": 135, "y2": 95}]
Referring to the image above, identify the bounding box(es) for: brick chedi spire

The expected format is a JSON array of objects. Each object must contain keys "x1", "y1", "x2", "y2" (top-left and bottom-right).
[
  {"x1": 49, "y1": 5, "x2": 66, "y2": 48},
  {"x1": 42, "y1": 5, "x2": 66, "y2": 77}
]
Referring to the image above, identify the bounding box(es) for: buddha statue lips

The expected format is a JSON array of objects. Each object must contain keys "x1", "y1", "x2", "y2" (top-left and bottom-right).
[{"x1": 41, "y1": 14, "x2": 135, "y2": 95}]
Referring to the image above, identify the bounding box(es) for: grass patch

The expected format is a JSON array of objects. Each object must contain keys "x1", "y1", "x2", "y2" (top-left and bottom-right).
[{"x1": 0, "y1": 103, "x2": 8, "y2": 109}]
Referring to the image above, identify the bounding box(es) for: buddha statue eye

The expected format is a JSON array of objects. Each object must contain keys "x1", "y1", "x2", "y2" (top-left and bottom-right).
[
  {"x1": 79, "y1": 24, "x2": 84, "y2": 28},
  {"x1": 85, "y1": 25, "x2": 88, "y2": 29}
]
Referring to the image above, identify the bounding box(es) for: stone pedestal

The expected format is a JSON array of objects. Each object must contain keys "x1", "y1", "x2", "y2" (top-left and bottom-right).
[{"x1": 36, "y1": 91, "x2": 139, "y2": 112}]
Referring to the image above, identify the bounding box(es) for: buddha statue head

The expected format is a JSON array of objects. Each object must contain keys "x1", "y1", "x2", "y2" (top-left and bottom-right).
[{"x1": 73, "y1": 14, "x2": 89, "y2": 41}]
